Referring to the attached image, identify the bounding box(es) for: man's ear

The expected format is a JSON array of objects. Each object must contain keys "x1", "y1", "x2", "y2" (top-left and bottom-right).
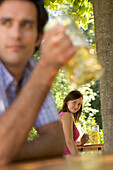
[{"x1": 35, "y1": 34, "x2": 43, "y2": 47}]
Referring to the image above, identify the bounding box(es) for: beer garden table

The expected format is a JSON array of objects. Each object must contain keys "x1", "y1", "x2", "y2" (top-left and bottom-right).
[
  {"x1": 77, "y1": 143, "x2": 104, "y2": 152},
  {"x1": 2, "y1": 145, "x2": 113, "y2": 170}
]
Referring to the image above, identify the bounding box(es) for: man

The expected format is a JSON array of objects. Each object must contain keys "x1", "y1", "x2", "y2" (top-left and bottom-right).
[{"x1": 0, "y1": 0, "x2": 76, "y2": 166}]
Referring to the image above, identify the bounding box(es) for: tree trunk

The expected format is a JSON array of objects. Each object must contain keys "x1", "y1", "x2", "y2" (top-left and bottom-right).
[{"x1": 92, "y1": 0, "x2": 113, "y2": 150}]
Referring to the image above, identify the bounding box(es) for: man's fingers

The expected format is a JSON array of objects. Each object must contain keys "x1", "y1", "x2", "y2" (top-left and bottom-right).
[{"x1": 44, "y1": 24, "x2": 66, "y2": 37}]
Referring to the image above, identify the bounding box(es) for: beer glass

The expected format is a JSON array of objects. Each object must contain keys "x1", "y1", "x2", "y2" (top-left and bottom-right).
[
  {"x1": 44, "y1": 14, "x2": 102, "y2": 88},
  {"x1": 89, "y1": 125, "x2": 100, "y2": 144}
]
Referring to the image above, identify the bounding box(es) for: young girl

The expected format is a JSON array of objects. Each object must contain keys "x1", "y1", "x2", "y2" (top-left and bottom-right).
[{"x1": 59, "y1": 90, "x2": 89, "y2": 155}]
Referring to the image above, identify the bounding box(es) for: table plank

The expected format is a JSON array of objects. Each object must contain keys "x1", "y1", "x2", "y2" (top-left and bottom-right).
[
  {"x1": 77, "y1": 143, "x2": 104, "y2": 152},
  {"x1": 2, "y1": 148, "x2": 113, "y2": 170}
]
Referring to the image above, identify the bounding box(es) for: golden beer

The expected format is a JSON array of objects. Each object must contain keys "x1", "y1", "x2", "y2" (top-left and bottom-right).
[
  {"x1": 64, "y1": 46, "x2": 102, "y2": 88},
  {"x1": 89, "y1": 125, "x2": 100, "y2": 144},
  {"x1": 44, "y1": 15, "x2": 102, "y2": 88}
]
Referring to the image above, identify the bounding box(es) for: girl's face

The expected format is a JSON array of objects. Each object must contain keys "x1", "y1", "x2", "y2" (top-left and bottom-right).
[{"x1": 67, "y1": 97, "x2": 83, "y2": 114}]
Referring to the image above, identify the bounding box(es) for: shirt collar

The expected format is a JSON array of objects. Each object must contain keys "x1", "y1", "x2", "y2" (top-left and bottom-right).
[
  {"x1": 0, "y1": 57, "x2": 37, "y2": 91},
  {"x1": 0, "y1": 61, "x2": 16, "y2": 91}
]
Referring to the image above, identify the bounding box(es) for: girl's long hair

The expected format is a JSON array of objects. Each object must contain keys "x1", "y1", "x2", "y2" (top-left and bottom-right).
[{"x1": 60, "y1": 90, "x2": 83, "y2": 122}]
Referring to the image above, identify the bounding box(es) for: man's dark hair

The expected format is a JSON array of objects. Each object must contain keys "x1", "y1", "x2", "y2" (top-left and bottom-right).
[
  {"x1": 29, "y1": 0, "x2": 48, "y2": 52},
  {"x1": 0, "y1": 0, "x2": 48, "y2": 52}
]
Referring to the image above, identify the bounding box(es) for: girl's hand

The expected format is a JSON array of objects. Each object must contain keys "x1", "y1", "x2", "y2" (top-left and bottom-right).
[{"x1": 80, "y1": 133, "x2": 89, "y2": 145}]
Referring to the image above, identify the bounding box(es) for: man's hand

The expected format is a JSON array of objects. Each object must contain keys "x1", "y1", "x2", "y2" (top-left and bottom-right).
[{"x1": 40, "y1": 24, "x2": 76, "y2": 71}]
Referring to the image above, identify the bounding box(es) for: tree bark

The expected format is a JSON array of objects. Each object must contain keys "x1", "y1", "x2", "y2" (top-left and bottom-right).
[{"x1": 92, "y1": 0, "x2": 113, "y2": 150}]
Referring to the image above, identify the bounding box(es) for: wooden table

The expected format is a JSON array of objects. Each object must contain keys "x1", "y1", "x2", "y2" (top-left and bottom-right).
[
  {"x1": 2, "y1": 149, "x2": 113, "y2": 170},
  {"x1": 77, "y1": 143, "x2": 104, "y2": 152}
]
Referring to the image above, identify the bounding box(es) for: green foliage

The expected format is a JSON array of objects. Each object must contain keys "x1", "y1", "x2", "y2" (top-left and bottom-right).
[
  {"x1": 51, "y1": 69, "x2": 73, "y2": 112},
  {"x1": 99, "y1": 129, "x2": 104, "y2": 144},
  {"x1": 28, "y1": 127, "x2": 38, "y2": 141},
  {"x1": 44, "y1": 0, "x2": 93, "y2": 29},
  {"x1": 88, "y1": 0, "x2": 92, "y2": 3},
  {"x1": 76, "y1": 84, "x2": 98, "y2": 132},
  {"x1": 90, "y1": 81, "x2": 102, "y2": 129},
  {"x1": 82, "y1": 16, "x2": 95, "y2": 45}
]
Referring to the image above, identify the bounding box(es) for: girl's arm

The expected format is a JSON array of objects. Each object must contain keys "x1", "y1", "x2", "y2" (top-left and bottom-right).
[
  {"x1": 61, "y1": 112, "x2": 78, "y2": 155},
  {"x1": 75, "y1": 133, "x2": 89, "y2": 146}
]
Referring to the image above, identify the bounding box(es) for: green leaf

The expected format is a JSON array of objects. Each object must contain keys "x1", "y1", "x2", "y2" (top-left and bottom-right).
[
  {"x1": 81, "y1": 17, "x2": 87, "y2": 24},
  {"x1": 44, "y1": 0, "x2": 50, "y2": 6},
  {"x1": 50, "y1": 0, "x2": 56, "y2": 2}
]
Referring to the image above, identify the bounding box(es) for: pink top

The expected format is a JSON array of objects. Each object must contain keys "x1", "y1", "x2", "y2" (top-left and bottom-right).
[{"x1": 59, "y1": 112, "x2": 80, "y2": 154}]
